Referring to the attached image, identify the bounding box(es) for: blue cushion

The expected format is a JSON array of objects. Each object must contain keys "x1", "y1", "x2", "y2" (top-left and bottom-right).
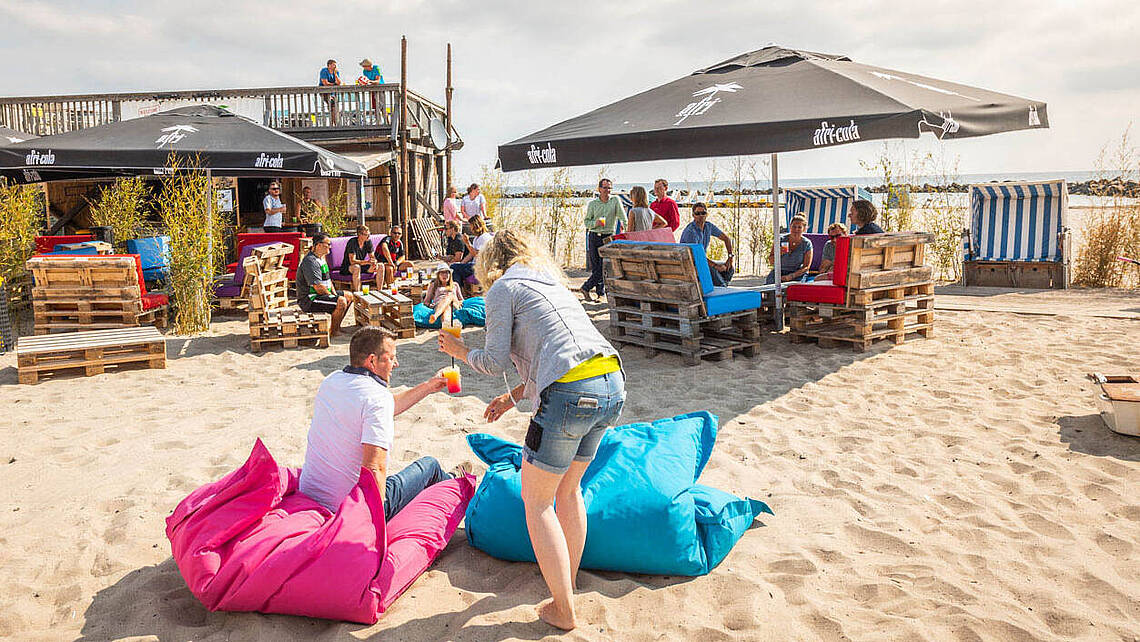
[
  {"x1": 45, "y1": 247, "x2": 99, "y2": 255},
  {"x1": 126, "y1": 237, "x2": 170, "y2": 271},
  {"x1": 453, "y1": 297, "x2": 485, "y2": 326},
  {"x1": 704, "y1": 286, "x2": 764, "y2": 316},
  {"x1": 464, "y1": 412, "x2": 772, "y2": 576},
  {"x1": 413, "y1": 304, "x2": 443, "y2": 329}
]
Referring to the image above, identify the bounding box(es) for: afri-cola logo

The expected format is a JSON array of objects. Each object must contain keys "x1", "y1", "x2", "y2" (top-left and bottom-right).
[
  {"x1": 24, "y1": 149, "x2": 56, "y2": 165},
  {"x1": 526, "y1": 143, "x2": 557, "y2": 165},
  {"x1": 812, "y1": 120, "x2": 861, "y2": 146},
  {"x1": 255, "y1": 153, "x2": 284, "y2": 169}
]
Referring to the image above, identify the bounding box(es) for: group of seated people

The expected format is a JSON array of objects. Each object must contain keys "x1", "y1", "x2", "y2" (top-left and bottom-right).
[
  {"x1": 763, "y1": 198, "x2": 885, "y2": 285},
  {"x1": 340, "y1": 224, "x2": 414, "y2": 291}
]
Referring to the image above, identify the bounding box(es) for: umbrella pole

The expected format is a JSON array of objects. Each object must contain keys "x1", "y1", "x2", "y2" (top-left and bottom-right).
[
  {"x1": 771, "y1": 153, "x2": 783, "y2": 331},
  {"x1": 206, "y1": 168, "x2": 214, "y2": 276}
]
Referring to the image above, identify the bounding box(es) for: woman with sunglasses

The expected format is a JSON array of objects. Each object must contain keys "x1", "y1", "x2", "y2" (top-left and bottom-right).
[
  {"x1": 816, "y1": 222, "x2": 849, "y2": 277},
  {"x1": 764, "y1": 214, "x2": 813, "y2": 284}
]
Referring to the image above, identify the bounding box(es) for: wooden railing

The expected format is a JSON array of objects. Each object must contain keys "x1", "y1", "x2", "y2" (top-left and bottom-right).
[{"x1": 0, "y1": 84, "x2": 461, "y2": 148}]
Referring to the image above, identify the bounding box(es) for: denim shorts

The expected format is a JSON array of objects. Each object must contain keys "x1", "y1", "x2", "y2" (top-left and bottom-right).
[{"x1": 523, "y1": 371, "x2": 625, "y2": 474}]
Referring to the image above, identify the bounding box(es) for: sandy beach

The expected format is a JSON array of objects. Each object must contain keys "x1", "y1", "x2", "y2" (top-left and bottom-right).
[{"x1": 1, "y1": 280, "x2": 1138, "y2": 641}]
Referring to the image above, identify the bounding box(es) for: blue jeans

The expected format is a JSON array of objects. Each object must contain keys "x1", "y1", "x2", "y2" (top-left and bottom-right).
[
  {"x1": 582, "y1": 232, "x2": 610, "y2": 296},
  {"x1": 710, "y1": 262, "x2": 735, "y2": 287},
  {"x1": 524, "y1": 371, "x2": 625, "y2": 474},
  {"x1": 384, "y1": 456, "x2": 452, "y2": 521},
  {"x1": 450, "y1": 261, "x2": 475, "y2": 285}
]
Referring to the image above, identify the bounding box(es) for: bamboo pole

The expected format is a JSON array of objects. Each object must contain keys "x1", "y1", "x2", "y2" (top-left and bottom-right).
[
  {"x1": 771, "y1": 153, "x2": 783, "y2": 331},
  {"x1": 445, "y1": 43, "x2": 453, "y2": 191},
  {"x1": 399, "y1": 35, "x2": 409, "y2": 228}
]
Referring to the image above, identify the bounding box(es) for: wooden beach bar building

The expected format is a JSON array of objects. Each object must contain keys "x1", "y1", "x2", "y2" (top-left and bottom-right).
[{"x1": 0, "y1": 40, "x2": 461, "y2": 249}]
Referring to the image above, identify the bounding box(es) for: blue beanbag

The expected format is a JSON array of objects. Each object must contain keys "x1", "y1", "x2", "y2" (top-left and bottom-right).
[
  {"x1": 414, "y1": 297, "x2": 486, "y2": 328},
  {"x1": 464, "y1": 411, "x2": 772, "y2": 576}
]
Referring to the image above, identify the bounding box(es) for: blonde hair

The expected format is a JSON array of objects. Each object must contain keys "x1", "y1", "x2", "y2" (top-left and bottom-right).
[
  {"x1": 630, "y1": 186, "x2": 648, "y2": 209},
  {"x1": 469, "y1": 215, "x2": 487, "y2": 236},
  {"x1": 475, "y1": 228, "x2": 566, "y2": 290},
  {"x1": 827, "y1": 222, "x2": 848, "y2": 235},
  {"x1": 790, "y1": 214, "x2": 808, "y2": 227}
]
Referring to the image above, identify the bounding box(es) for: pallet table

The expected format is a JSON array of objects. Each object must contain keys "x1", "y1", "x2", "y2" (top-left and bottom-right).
[
  {"x1": 17, "y1": 326, "x2": 166, "y2": 384},
  {"x1": 353, "y1": 290, "x2": 415, "y2": 339}
]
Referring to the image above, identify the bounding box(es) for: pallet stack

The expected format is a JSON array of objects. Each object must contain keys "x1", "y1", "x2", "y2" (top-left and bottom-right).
[
  {"x1": 788, "y1": 232, "x2": 935, "y2": 351},
  {"x1": 17, "y1": 326, "x2": 166, "y2": 384},
  {"x1": 600, "y1": 243, "x2": 764, "y2": 366},
  {"x1": 353, "y1": 290, "x2": 415, "y2": 338},
  {"x1": 26, "y1": 256, "x2": 168, "y2": 335},
  {"x1": 245, "y1": 243, "x2": 330, "y2": 352}
]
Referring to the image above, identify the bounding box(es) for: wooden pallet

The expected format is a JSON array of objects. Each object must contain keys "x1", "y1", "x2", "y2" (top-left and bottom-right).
[
  {"x1": 788, "y1": 289, "x2": 934, "y2": 352},
  {"x1": 845, "y1": 232, "x2": 935, "y2": 289},
  {"x1": 17, "y1": 326, "x2": 166, "y2": 384},
  {"x1": 249, "y1": 308, "x2": 331, "y2": 351},
  {"x1": 789, "y1": 318, "x2": 933, "y2": 351},
  {"x1": 27, "y1": 256, "x2": 168, "y2": 333},
  {"x1": 609, "y1": 304, "x2": 763, "y2": 366},
  {"x1": 408, "y1": 218, "x2": 444, "y2": 261},
  {"x1": 354, "y1": 290, "x2": 415, "y2": 338}
]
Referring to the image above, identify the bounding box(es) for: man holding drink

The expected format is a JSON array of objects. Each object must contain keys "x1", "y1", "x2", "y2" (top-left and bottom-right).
[{"x1": 579, "y1": 178, "x2": 626, "y2": 302}]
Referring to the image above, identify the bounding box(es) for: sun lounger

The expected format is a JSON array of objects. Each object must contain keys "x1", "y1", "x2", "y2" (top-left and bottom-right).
[{"x1": 962, "y1": 179, "x2": 1070, "y2": 288}]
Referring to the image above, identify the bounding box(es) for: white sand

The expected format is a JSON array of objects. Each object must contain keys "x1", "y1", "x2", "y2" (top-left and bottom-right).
[{"x1": 1, "y1": 284, "x2": 1139, "y2": 641}]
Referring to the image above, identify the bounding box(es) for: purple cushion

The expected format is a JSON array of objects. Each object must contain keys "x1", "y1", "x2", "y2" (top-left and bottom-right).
[
  {"x1": 328, "y1": 236, "x2": 353, "y2": 273},
  {"x1": 214, "y1": 283, "x2": 242, "y2": 298},
  {"x1": 804, "y1": 234, "x2": 828, "y2": 270}
]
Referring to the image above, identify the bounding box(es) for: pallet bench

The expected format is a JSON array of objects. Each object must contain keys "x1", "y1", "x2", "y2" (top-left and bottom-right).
[
  {"x1": 27, "y1": 255, "x2": 169, "y2": 335},
  {"x1": 599, "y1": 241, "x2": 765, "y2": 366},
  {"x1": 353, "y1": 290, "x2": 415, "y2": 338},
  {"x1": 17, "y1": 326, "x2": 166, "y2": 384},
  {"x1": 245, "y1": 243, "x2": 330, "y2": 352},
  {"x1": 786, "y1": 233, "x2": 935, "y2": 351}
]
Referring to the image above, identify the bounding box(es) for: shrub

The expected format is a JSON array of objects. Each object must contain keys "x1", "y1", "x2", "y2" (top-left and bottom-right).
[
  {"x1": 1073, "y1": 127, "x2": 1140, "y2": 288},
  {"x1": 0, "y1": 182, "x2": 45, "y2": 294},
  {"x1": 158, "y1": 155, "x2": 224, "y2": 334},
  {"x1": 89, "y1": 176, "x2": 150, "y2": 248}
]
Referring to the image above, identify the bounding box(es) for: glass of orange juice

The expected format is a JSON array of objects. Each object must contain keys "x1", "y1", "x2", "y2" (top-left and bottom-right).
[
  {"x1": 442, "y1": 319, "x2": 462, "y2": 338},
  {"x1": 441, "y1": 366, "x2": 461, "y2": 394}
]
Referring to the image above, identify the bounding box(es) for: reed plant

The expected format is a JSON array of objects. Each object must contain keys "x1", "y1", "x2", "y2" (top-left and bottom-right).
[
  {"x1": 861, "y1": 142, "x2": 917, "y2": 231},
  {"x1": 0, "y1": 182, "x2": 44, "y2": 299},
  {"x1": 302, "y1": 183, "x2": 351, "y2": 235},
  {"x1": 89, "y1": 176, "x2": 150, "y2": 248},
  {"x1": 476, "y1": 164, "x2": 506, "y2": 228},
  {"x1": 916, "y1": 150, "x2": 967, "y2": 281},
  {"x1": 157, "y1": 154, "x2": 223, "y2": 334},
  {"x1": 1073, "y1": 127, "x2": 1140, "y2": 288}
]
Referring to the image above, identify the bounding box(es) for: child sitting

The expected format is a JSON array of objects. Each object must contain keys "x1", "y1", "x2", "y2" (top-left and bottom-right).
[{"x1": 424, "y1": 263, "x2": 464, "y2": 325}]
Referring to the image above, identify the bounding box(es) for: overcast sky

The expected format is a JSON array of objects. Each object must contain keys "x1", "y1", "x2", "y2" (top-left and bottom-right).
[{"x1": 2, "y1": 0, "x2": 1138, "y2": 186}]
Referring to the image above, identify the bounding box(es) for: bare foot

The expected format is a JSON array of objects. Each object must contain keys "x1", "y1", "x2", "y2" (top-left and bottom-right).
[{"x1": 537, "y1": 598, "x2": 576, "y2": 631}]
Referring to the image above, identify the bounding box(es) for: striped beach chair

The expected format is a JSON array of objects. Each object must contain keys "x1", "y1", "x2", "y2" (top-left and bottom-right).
[
  {"x1": 783, "y1": 185, "x2": 874, "y2": 234},
  {"x1": 963, "y1": 180, "x2": 1070, "y2": 289}
]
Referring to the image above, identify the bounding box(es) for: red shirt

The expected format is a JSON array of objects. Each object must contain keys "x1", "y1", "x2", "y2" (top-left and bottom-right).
[{"x1": 650, "y1": 197, "x2": 681, "y2": 231}]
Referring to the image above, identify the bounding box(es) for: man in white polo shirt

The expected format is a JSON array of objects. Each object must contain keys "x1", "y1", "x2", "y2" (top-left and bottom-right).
[
  {"x1": 299, "y1": 327, "x2": 472, "y2": 517},
  {"x1": 262, "y1": 182, "x2": 286, "y2": 232}
]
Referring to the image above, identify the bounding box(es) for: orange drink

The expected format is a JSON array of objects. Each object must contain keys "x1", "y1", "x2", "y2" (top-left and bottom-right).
[
  {"x1": 442, "y1": 321, "x2": 462, "y2": 338},
  {"x1": 442, "y1": 366, "x2": 461, "y2": 394},
  {"x1": 362, "y1": 284, "x2": 370, "y2": 295}
]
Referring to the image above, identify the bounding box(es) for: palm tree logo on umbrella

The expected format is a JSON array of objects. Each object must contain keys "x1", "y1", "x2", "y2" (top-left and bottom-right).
[
  {"x1": 674, "y1": 82, "x2": 743, "y2": 126},
  {"x1": 155, "y1": 125, "x2": 199, "y2": 148}
]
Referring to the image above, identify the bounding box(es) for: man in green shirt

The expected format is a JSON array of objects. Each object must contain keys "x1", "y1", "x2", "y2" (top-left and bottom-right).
[{"x1": 580, "y1": 178, "x2": 627, "y2": 301}]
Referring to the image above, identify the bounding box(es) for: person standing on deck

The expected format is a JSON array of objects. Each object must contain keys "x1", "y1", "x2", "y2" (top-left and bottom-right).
[{"x1": 579, "y1": 178, "x2": 626, "y2": 302}]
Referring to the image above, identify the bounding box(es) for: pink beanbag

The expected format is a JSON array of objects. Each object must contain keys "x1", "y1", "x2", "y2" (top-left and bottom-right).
[{"x1": 165, "y1": 440, "x2": 475, "y2": 623}]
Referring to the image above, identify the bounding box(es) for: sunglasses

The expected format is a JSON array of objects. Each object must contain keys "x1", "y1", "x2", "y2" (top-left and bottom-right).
[{"x1": 693, "y1": 211, "x2": 708, "y2": 216}]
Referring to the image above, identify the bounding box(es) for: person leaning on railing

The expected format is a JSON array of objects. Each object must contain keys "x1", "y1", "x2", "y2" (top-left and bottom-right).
[{"x1": 319, "y1": 59, "x2": 344, "y2": 126}]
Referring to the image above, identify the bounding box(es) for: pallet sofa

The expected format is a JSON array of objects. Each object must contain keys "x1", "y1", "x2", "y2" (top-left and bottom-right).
[
  {"x1": 785, "y1": 232, "x2": 934, "y2": 351},
  {"x1": 26, "y1": 254, "x2": 169, "y2": 335},
  {"x1": 598, "y1": 241, "x2": 764, "y2": 365},
  {"x1": 245, "y1": 243, "x2": 330, "y2": 352}
]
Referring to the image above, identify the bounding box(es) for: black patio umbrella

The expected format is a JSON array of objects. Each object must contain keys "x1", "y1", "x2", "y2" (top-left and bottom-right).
[
  {"x1": 499, "y1": 46, "x2": 1047, "y2": 170},
  {"x1": 0, "y1": 105, "x2": 365, "y2": 184},
  {"x1": 0, "y1": 126, "x2": 36, "y2": 145},
  {"x1": 497, "y1": 45, "x2": 1049, "y2": 328}
]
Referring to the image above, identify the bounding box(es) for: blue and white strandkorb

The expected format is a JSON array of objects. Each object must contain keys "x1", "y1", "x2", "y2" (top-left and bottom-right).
[
  {"x1": 783, "y1": 185, "x2": 874, "y2": 234},
  {"x1": 966, "y1": 180, "x2": 1068, "y2": 262}
]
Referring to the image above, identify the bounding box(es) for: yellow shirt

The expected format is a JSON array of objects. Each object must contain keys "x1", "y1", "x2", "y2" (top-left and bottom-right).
[{"x1": 556, "y1": 354, "x2": 621, "y2": 383}]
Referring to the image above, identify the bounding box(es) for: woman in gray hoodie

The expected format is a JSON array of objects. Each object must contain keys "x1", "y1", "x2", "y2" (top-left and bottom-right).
[{"x1": 438, "y1": 229, "x2": 624, "y2": 631}]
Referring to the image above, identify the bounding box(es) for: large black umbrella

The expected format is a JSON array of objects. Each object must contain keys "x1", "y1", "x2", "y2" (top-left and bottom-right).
[
  {"x1": 0, "y1": 126, "x2": 36, "y2": 145},
  {"x1": 497, "y1": 45, "x2": 1049, "y2": 328},
  {"x1": 0, "y1": 105, "x2": 365, "y2": 183},
  {"x1": 499, "y1": 46, "x2": 1047, "y2": 170}
]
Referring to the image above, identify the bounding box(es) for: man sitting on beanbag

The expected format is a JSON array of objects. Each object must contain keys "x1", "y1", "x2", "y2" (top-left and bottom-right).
[{"x1": 300, "y1": 327, "x2": 473, "y2": 518}]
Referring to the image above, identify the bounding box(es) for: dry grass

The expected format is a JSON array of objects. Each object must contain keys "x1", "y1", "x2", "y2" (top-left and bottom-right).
[
  {"x1": 476, "y1": 164, "x2": 506, "y2": 226},
  {"x1": 861, "y1": 141, "x2": 918, "y2": 231},
  {"x1": 916, "y1": 151, "x2": 967, "y2": 281},
  {"x1": 1073, "y1": 128, "x2": 1140, "y2": 288},
  {"x1": 88, "y1": 176, "x2": 150, "y2": 248},
  {"x1": 157, "y1": 155, "x2": 224, "y2": 334}
]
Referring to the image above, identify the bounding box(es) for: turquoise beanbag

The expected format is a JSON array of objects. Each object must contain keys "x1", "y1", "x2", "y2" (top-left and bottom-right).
[
  {"x1": 414, "y1": 297, "x2": 485, "y2": 328},
  {"x1": 464, "y1": 412, "x2": 772, "y2": 576}
]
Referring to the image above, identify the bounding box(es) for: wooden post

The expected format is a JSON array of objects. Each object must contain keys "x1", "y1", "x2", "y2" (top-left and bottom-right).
[
  {"x1": 445, "y1": 42, "x2": 453, "y2": 192},
  {"x1": 399, "y1": 36, "x2": 409, "y2": 228}
]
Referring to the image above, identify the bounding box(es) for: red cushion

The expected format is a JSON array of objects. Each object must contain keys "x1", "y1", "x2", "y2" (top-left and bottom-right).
[
  {"x1": 35, "y1": 234, "x2": 95, "y2": 253},
  {"x1": 787, "y1": 281, "x2": 847, "y2": 305},
  {"x1": 235, "y1": 233, "x2": 303, "y2": 279},
  {"x1": 142, "y1": 293, "x2": 169, "y2": 310},
  {"x1": 832, "y1": 236, "x2": 852, "y2": 287},
  {"x1": 99, "y1": 254, "x2": 147, "y2": 294}
]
